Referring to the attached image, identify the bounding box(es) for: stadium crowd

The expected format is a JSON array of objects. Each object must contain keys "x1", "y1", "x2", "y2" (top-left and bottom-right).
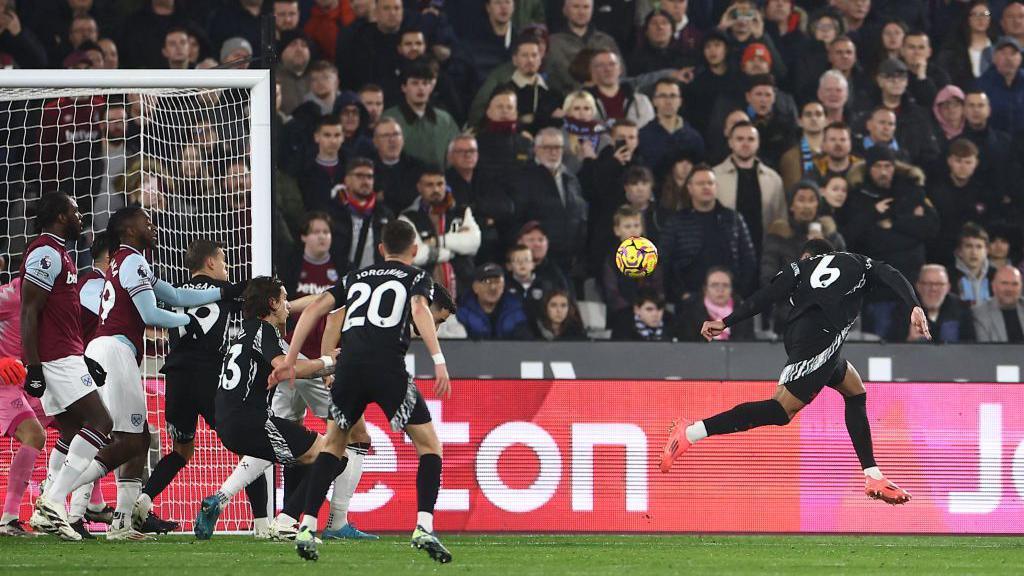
[{"x1": 1, "y1": 0, "x2": 1024, "y2": 344}]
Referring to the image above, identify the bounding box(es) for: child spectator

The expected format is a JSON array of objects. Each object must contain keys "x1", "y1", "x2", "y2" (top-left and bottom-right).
[
  {"x1": 611, "y1": 290, "x2": 674, "y2": 341},
  {"x1": 532, "y1": 290, "x2": 586, "y2": 341},
  {"x1": 602, "y1": 206, "x2": 665, "y2": 328}
]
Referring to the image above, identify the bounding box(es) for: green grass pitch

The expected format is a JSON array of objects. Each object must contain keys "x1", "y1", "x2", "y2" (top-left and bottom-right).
[{"x1": 4, "y1": 534, "x2": 1024, "y2": 575}]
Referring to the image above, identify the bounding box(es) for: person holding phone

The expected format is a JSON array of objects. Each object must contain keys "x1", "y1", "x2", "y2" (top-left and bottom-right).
[{"x1": 718, "y1": 0, "x2": 787, "y2": 81}]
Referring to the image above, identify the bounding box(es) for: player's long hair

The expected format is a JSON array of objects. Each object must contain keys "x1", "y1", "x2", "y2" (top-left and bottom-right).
[{"x1": 242, "y1": 276, "x2": 284, "y2": 320}]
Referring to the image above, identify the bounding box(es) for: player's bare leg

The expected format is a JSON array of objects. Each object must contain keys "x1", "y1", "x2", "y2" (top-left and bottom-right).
[
  {"x1": 1, "y1": 418, "x2": 45, "y2": 536},
  {"x1": 662, "y1": 387, "x2": 803, "y2": 473},
  {"x1": 833, "y1": 362, "x2": 911, "y2": 505},
  {"x1": 406, "y1": 422, "x2": 450, "y2": 564},
  {"x1": 323, "y1": 417, "x2": 377, "y2": 540}
]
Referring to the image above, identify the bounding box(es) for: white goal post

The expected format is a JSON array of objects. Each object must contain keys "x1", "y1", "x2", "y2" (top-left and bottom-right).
[{"x1": 0, "y1": 69, "x2": 273, "y2": 532}]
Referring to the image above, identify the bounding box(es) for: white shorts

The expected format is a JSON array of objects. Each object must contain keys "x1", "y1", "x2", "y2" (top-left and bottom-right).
[
  {"x1": 40, "y1": 355, "x2": 97, "y2": 417},
  {"x1": 86, "y1": 336, "x2": 147, "y2": 434},
  {"x1": 271, "y1": 377, "x2": 331, "y2": 421}
]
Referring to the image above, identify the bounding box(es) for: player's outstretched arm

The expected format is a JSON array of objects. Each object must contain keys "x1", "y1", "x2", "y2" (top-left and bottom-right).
[
  {"x1": 718, "y1": 267, "x2": 798, "y2": 332},
  {"x1": 320, "y1": 308, "x2": 346, "y2": 388},
  {"x1": 152, "y1": 279, "x2": 223, "y2": 308},
  {"x1": 288, "y1": 293, "x2": 324, "y2": 316},
  {"x1": 269, "y1": 350, "x2": 338, "y2": 389},
  {"x1": 411, "y1": 295, "x2": 450, "y2": 399},
  {"x1": 869, "y1": 261, "x2": 931, "y2": 341},
  {"x1": 131, "y1": 290, "x2": 191, "y2": 329},
  {"x1": 269, "y1": 291, "x2": 337, "y2": 386}
]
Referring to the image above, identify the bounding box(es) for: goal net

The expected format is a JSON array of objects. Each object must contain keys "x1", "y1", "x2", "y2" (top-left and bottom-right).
[{"x1": 0, "y1": 70, "x2": 272, "y2": 533}]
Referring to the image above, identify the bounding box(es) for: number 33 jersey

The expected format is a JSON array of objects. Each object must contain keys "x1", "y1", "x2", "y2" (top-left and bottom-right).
[{"x1": 328, "y1": 261, "x2": 434, "y2": 365}]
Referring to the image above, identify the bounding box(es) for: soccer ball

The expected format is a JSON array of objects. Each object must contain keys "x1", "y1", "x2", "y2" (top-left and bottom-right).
[{"x1": 615, "y1": 236, "x2": 658, "y2": 279}]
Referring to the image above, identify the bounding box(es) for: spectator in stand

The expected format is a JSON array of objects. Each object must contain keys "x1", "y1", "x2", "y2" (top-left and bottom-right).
[
  {"x1": 622, "y1": 165, "x2": 663, "y2": 244},
  {"x1": 0, "y1": 0, "x2": 47, "y2": 69},
  {"x1": 856, "y1": 58, "x2": 939, "y2": 167},
  {"x1": 661, "y1": 164, "x2": 756, "y2": 302},
  {"x1": 707, "y1": 108, "x2": 751, "y2": 165},
  {"x1": 976, "y1": 36, "x2": 1024, "y2": 134},
  {"x1": 601, "y1": 205, "x2": 664, "y2": 327},
  {"x1": 855, "y1": 107, "x2": 912, "y2": 163},
  {"x1": 793, "y1": 8, "x2": 844, "y2": 101},
  {"x1": 336, "y1": 0, "x2": 404, "y2": 93},
  {"x1": 467, "y1": 24, "x2": 551, "y2": 128},
  {"x1": 546, "y1": 0, "x2": 622, "y2": 96},
  {"x1": 475, "y1": 87, "x2": 532, "y2": 194},
  {"x1": 659, "y1": 150, "x2": 697, "y2": 214},
  {"x1": 299, "y1": 114, "x2": 345, "y2": 212},
  {"x1": 628, "y1": 9, "x2": 689, "y2": 75},
  {"x1": 950, "y1": 223, "x2": 996, "y2": 306},
  {"x1": 517, "y1": 220, "x2": 573, "y2": 297},
  {"x1": 276, "y1": 31, "x2": 312, "y2": 115},
  {"x1": 818, "y1": 69, "x2": 852, "y2": 124},
  {"x1": 675, "y1": 266, "x2": 755, "y2": 341},
  {"x1": 506, "y1": 243, "x2": 549, "y2": 322},
  {"x1": 610, "y1": 290, "x2": 674, "y2": 341},
  {"x1": 93, "y1": 103, "x2": 139, "y2": 233},
  {"x1": 513, "y1": 128, "x2": 587, "y2": 276},
  {"x1": 637, "y1": 78, "x2": 704, "y2": 179},
  {"x1": 661, "y1": 0, "x2": 703, "y2": 64},
  {"x1": 837, "y1": 0, "x2": 878, "y2": 47},
  {"x1": 744, "y1": 73, "x2": 797, "y2": 170},
  {"x1": 502, "y1": 35, "x2": 563, "y2": 135},
  {"x1": 819, "y1": 174, "x2": 851, "y2": 228},
  {"x1": 446, "y1": 133, "x2": 516, "y2": 264},
  {"x1": 208, "y1": 0, "x2": 263, "y2": 59},
  {"x1": 162, "y1": 27, "x2": 190, "y2": 70},
  {"x1": 684, "y1": 29, "x2": 734, "y2": 137},
  {"x1": 988, "y1": 226, "x2": 1020, "y2": 270},
  {"x1": 278, "y1": 210, "x2": 339, "y2": 299},
  {"x1": 718, "y1": 0, "x2": 786, "y2": 81},
  {"x1": 779, "y1": 101, "x2": 827, "y2": 191},
  {"x1": 962, "y1": 90, "x2": 1015, "y2": 193},
  {"x1": 811, "y1": 121, "x2": 861, "y2": 183},
  {"x1": 120, "y1": 0, "x2": 196, "y2": 69},
  {"x1": 358, "y1": 84, "x2": 385, "y2": 129},
  {"x1": 893, "y1": 264, "x2": 975, "y2": 342},
  {"x1": 339, "y1": 94, "x2": 374, "y2": 159},
  {"x1": 582, "y1": 119, "x2": 641, "y2": 276},
  {"x1": 1003, "y1": 2, "x2": 1024, "y2": 49},
  {"x1": 823, "y1": 36, "x2": 868, "y2": 109},
  {"x1": 324, "y1": 157, "x2": 393, "y2": 273},
  {"x1": 283, "y1": 61, "x2": 345, "y2": 171},
  {"x1": 219, "y1": 37, "x2": 252, "y2": 68},
  {"x1": 560, "y1": 89, "x2": 608, "y2": 174},
  {"x1": 936, "y1": 0, "x2": 995, "y2": 90},
  {"x1": 932, "y1": 85, "x2": 966, "y2": 149},
  {"x1": 762, "y1": 0, "x2": 807, "y2": 89},
  {"x1": 868, "y1": 19, "x2": 907, "y2": 76},
  {"x1": 465, "y1": 0, "x2": 517, "y2": 84},
  {"x1": 304, "y1": 0, "x2": 352, "y2": 61},
  {"x1": 713, "y1": 121, "x2": 786, "y2": 258},
  {"x1": 273, "y1": 0, "x2": 301, "y2": 39},
  {"x1": 902, "y1": 30, "x2": 950, "y2": 108},
  {"x1": 973, "y1": 265, "x2": 1024, "y2": 342},
  {"x1": 457, "y1": 262, "x2": 532, "y2": 340},
  {"x1": 585, "y1": 49, "x2": 653, "y2": 127},
  {"x1": 97, "y1": 37, "x2": 117, "y2": 69},
  {"x1": 532, "y1": 290, "x2": 586, "y2": 341},
  {"x1": 66, "y1": 14, "x2": 99, "y2": 55},
  {"x1": 371, "y1": 117, "x2": 423, "y2": 214},
  {"x1": 844, "y1": 145, "x2": 938, "y2": 338},
  {"x1": 928, "y1": 139, "x2": 991, "y2": 265},
  {"x1": 382, "y1": 30, "x2": 464, "y2": 123},
  {"x1": 401, "y1": 167, "x2": 481, "y2": 297},
  {"x1": 381, "y1": 59, "x2": 460, "y2": 169}
]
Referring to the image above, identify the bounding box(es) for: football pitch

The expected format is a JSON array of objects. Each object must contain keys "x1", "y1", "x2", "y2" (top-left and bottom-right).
[{"x1": 4, "y1": 534, "x2": 1024, "y2": 575}]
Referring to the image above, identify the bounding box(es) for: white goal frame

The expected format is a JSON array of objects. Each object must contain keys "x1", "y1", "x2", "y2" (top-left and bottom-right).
[{"x1": 0, "y1": 68, "x2": 274, "y2": 275}]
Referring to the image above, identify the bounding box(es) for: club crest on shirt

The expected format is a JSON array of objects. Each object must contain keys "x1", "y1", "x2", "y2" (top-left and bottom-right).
[
  {"x1": 327, "y1": 268, "x2": 339, "y2": 282},
  {"x1": 131, "y1": 413, "x2": 144, "y2": 427},
  {"x1": 81, "y1": 374, "x2": 94, "y2": 387}
]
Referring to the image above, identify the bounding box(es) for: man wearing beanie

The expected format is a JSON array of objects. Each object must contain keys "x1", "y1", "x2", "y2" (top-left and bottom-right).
[{"x1": 844, "y1": 145, "x2": 938, "y2": 339}]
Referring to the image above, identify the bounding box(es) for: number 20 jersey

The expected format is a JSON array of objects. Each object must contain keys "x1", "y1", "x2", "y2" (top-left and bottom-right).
[
  {"x1": 784, "y1": 252, "x2": 876, "y2": 331},
  {"x1": 327, "y1": 261, "x2": 434, "y2": 365}
]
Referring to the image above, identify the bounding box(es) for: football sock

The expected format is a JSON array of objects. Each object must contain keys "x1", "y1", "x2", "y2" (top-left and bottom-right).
[
  {"x1": 47, "y1": 427, "x2": 109, "y2": 504},
  {"x1": 244, "y1": 472, "x2": 269, "y2": 519},
  {"x1": 281, "y1": 468, "x2": 310, "y2": 520},
  {"x1": 143, "y1": 451, "x2": 187, "y2": 500},
  {"x1": 864, "y1": 466, "x2": 884, "y2": 480},
  {"x1": 3, "y1": 445, "x2": 39, "y2": 518},
  {"x1": 45, "y1": 438, "x2": 70, "y2": 488},
  {"x1": 68, "y1": 482, "x2": 96, "y2": 522},
  {"x1": 703, "y1": 400, "x2": 790, "y2": 436},
  {"x1": 303, "y1": 452, "x2": 346, "y2": 521},
  {"x1": 69, "y1": 459, "x2": 110, "y2": 494},
  {"x1": 327, "y1": 443, "x2": 368, "y2": 530},
  {"x1": 283, "y1": 462, "x2": 308, "y2": 506},
  {"x1": 216, "y1": 457, "x2": 272, "y2": 505},
  {"x1": 685, "y1": 421, "x2": 708, "y2": 444},
  {"x1": 416, "y1": 453, "x2": 442, "y2": 531},
  {"x1": 843, "y1": 393, "x2": 878, "y2": 470},
  {"x1": 113, "y1": 477, "x2": 142, "y2": 530}
]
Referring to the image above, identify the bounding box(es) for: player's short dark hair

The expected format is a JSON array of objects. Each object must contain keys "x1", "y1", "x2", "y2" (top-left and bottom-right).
[
  {"x1": 301, "y1": 211, "x2": 333, "y2": 235},
  {"x1": 958, "y1": 221, "x2": 989, "y2": 246},
  {"x1": 35, "y1": 192, "x2": 72, "y2": 232},
  {"x1": 242, "y1": 276, "x2": 285, "y2": 320},
  {"x1": 315, "y1": 113, "x2": 342, "y2": 132},
  {"x1": 801, "y1": 238, "x2": 835, "y2": 257},
  {"x1": 106, "y1": 205, "x2": 145, "y2": 248},
  {"x1": 381, "y1": 219, "x2": 417, "y2": 255},
  {"x1": 184, "y1": 239, "x2": 225, "y2": 273},
  {"x1": 91, "y1": 231, "x2": 111, "y2": 261},
  {"x1": 430, "y1": 282, "x2": 457, "y2": 315}
]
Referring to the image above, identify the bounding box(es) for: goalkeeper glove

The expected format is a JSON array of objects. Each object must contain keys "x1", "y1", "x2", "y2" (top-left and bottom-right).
[
  {"x1": 0, "y1": 357, "x2": 26, "y2": 387},
  {"x1": 84, "y1": 356, "x2": 107, "y2": 387},
  {"x1": 24, "y1": 364, "x2": 45, "y2": 398}
]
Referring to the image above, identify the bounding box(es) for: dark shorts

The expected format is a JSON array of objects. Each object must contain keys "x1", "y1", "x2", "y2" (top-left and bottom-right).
[
  {"x1": 330, "y1": 361, "x2": 432, "y2": 432},
  {"x1": 779, "y1": 314, "x2": 852, "y2": 404},
  {"x1": 217, "y1": 414, "x2": 317, "y2": 466},
  {"x1": 164, "y1": 367, "x2": 218, "y2": 443}
]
